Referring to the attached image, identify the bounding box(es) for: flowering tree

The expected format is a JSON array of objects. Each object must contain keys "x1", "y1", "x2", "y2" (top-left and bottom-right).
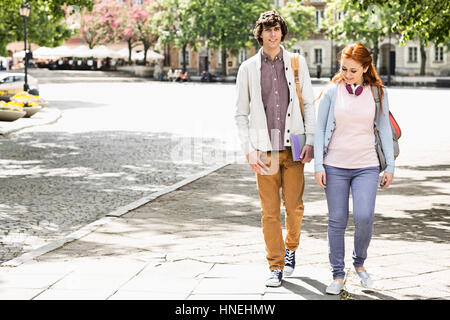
[
  {"x1": 77, "y1": 0, "x2": 149, "y2": 65},
  {"x1": 129, "y1": 0, "x2": 158, "y2": 64},
  {"x1": 78, "y1": 0, "x2": 120, "y2": 49}
]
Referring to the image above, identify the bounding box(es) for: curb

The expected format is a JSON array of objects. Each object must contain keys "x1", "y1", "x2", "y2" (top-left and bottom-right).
[
  {"x1": 0, "y1": 162, "x2": 230, "y2": 268},
  {"x1": 0, "y1": 107, "x2": 62, "y2": 136}
]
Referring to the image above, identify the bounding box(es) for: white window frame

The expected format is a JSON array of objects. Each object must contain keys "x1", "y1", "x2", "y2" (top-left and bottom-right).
[
  {"x1": 315, "y1": 10, "x2": 324, "y2": 28},
  {"x1": 434, "y1": 46, "x2": 444, "y2": 62},
  {"x1": 238, "y1": 49, "x2": 247, "y2": 64},
  {"x1": 408, "y1": 46, "x2": 418, "y2": 63},
  {"x1": 314, "y1": 48, "x2": 323, "y2": 64}
]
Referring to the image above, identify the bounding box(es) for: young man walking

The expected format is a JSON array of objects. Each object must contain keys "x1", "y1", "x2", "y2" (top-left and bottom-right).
[{"x1": 235, "y1": 11, "x2": 315, "y2": 287}]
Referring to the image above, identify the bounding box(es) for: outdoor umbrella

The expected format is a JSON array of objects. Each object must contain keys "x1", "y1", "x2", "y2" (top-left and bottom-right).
[
  {"x1": 91, "y1": 45, "x2": 118, "y2": 59},
  {"x1": 33, "y1": 47, "x2": 57, "y2": 59},
  {"x1": 71, "y1": 45, "x2": 93, "y2": 58},
  {"x1": 133, "y1": 50, "x2": 164, "y2": 61},
  {"x1": 115, "y1": 48, "x2": 133, "y2": 60},
  {"x1": 13, "y1": 51, "x2": 25, "y2": 59},
  {"x1": 51, "y1": 45, "x2": 74, "y2": 58}
]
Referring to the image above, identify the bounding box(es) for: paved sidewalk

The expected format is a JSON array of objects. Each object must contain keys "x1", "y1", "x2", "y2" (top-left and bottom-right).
[
  {"x1": 0, "y1": 163, "x2": 449, "y2": 300},
  {"x1": 0, "y1": 107, "x2": 61, "y2": 136}
]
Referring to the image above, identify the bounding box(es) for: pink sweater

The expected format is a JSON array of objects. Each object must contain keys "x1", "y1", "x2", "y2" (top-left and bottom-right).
[{"x1": 323, "y1": 81, "x2": 379, "y2": 169}]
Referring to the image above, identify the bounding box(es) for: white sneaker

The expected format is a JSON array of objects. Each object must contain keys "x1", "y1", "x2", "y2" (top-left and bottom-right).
[
  {"x1": 265, "y1": 269, "x2": 283, "y2": 287},
  {"x1": 283, "y1": 248, "x2": 296, "y2": 277},
  {"x1": 325, "y1": 280, "x2": 344, "y2": 295},
  {"x1": 356, "y1": 270, "x2": 374, "y2": 288}
]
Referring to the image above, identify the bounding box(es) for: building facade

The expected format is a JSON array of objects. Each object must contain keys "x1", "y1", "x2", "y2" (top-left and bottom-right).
[{"x1": 170, "y1": 0, "x2": 449, "y2": 77}]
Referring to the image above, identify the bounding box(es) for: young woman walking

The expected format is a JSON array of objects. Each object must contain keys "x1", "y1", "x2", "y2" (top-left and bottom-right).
[{"x1": 314, "y1": 43, "x2": 395, "y2": 294}]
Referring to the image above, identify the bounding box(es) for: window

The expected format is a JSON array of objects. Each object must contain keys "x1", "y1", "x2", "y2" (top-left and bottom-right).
[
  {"x1": 336, "y1": 10, "x2": 344, "y2": 21},
  {"x1": 180, "y1": 50, "x2": 190, "y2": 67},
  {"x1": 217, "y1": 48, "x2": 222, "y2": 66},
  {"x1": 408, "y1": 47, "x2": 418, "y2": 63},
  {"x1": 2, "y1": 76, "x2": 14, "y2": 83},
  {"x1": 315, "y1": 10, "x2": 324, "y2": 28},
  {"x1": 435, "y1": 46, "x2": 444, "y2": 62},
  {"x1": 238, "y1": 49, "x2": 247, "y2": 64},
  {"x1": 314, "y1": 48, "x2": 322, "y2": 64},
  {"x1": 293, "y1": 49, "x2": 301, "y2": 55},
  {"x1": 134, "y1": 0, "x2": 143, "y2": 4}
]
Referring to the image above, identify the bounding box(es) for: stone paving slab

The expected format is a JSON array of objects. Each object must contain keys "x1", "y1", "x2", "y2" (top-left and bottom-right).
[
  {"x1": 0, "y1": 163, "x2": 448, "y2": 300},
  {"x1": 187, "y1": 294, "x2": 263, "y2": 300},
  {"x1": 109, "y1": 291, "x2": 189, "y2": 300},
  {"x1": 193, "y1": 278, "x2": 266, "y2": 295},
  {"x1": 34, "y1": 289, "x2": 113, "y2": 300},
  {"x1": 0, "y1": 288, "x2": 43, "y2": 300}
]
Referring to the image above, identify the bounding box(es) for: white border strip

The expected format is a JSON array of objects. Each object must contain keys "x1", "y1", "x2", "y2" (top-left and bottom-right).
[{"x1": 1, "y1": 162, "x2": 230, "y2": 267}]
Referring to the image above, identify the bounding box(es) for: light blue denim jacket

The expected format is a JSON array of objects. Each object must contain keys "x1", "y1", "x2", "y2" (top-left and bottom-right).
[{"x1": 314, "y1": 82, "x2": 395, "y2": 174}]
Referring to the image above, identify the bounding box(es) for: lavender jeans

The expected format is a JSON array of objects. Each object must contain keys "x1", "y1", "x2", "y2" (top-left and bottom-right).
[{"x1": 324, "y1": 164, "x2": 380, "y2": 280}]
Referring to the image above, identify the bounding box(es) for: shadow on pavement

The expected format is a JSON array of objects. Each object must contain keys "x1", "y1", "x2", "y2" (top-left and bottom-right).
[{"x1": 10, "y1": 163, "x2": 449, "y2": 269}]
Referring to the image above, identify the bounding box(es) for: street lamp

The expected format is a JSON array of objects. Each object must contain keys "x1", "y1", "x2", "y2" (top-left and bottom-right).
[{"x1": 19, "y1": 2, "x2": 31, "y2": 91}]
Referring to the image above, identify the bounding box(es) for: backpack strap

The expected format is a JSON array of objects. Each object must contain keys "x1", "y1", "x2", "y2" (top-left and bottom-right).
[
  {"x1": 371, "y1": 85, "x2": 381, "y2": 128},
  {"x1": 291, "y1": 53, "x2": 305, "y2": 119}
]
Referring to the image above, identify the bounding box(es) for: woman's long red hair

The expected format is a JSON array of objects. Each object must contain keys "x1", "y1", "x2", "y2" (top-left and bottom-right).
[
  {"x1": 334, "y1": 43, "x2": 384, "y2": 112},
  {"x1": 318, "y1": 43, "x2": 385, "y2": 113}
]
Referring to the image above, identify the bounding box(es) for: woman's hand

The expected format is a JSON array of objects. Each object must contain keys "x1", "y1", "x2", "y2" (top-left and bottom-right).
[
  {"x1": 315, "y1": 171, "x2": 327, "y2": 189},
  {"x1": 380, "y1": 172, "x2": 394, "y2": 189}
]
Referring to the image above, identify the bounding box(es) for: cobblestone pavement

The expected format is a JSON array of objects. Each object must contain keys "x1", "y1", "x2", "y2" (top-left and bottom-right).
[
  {"x1": 0, "y1": 130, "x2": 223, "y2": 263},
  {"x1": 0, "y1": 73, "x2": 237, "y2": 264}
]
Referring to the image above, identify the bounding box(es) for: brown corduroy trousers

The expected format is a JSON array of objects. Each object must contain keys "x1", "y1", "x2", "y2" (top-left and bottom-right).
[{"x1": 256, "y1": 149, "x2": 305, "y2": 271}]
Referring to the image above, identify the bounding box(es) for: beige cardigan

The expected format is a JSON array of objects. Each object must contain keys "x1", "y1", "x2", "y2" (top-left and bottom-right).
[{"x1": 234, "y1": 45, "x2": 316, "y2": 155}]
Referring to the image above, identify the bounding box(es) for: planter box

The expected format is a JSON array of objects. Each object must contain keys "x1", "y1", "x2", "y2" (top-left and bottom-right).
[
  {"x1": 24, "y1": 106, "x2": 42, "y2": 118},
  {"x1": 0, "y1": 109, "x2": 26, "y2": 121}
]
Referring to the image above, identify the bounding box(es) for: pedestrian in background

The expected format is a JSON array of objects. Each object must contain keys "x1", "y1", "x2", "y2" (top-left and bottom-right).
[
  {"x1": 235, "y1": 10, "x2": 315, "y2": 287},
  {"x1": 314, "y1": 42, "x2": 395, "y2": 295}
]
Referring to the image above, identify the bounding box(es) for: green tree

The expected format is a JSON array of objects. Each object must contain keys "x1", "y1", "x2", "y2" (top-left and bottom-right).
[
  {"x1": 348, "y1": 0, "x2": 450, "y2": 75},
  {"x1": 324, "y1": 0, "x2": 400, "y2": 69},
  {"x1": 278, "y1": 1, "x2": 315, "y2": 49},
  {"x1": 152, "y1": 0, "x2": 199, "y2": 72},
  {"x1": 348, "y1": 0, "x2": 450, "y2": 45},
  {"x1": 0, "y1": 0, "x2": 92, "y2": 55},
  {"x1": 195, "y1": 0, "x2": 272, "y2": 75}
]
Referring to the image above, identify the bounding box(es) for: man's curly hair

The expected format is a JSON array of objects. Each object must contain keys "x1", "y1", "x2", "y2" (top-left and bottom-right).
[{"x1": 253, "y1": 11, "x2": 288, "y2": 46}]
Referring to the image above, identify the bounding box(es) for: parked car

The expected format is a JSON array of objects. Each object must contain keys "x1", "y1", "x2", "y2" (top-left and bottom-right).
[{"x1": 0, "y1": 72, "x2": 39, "y2": 95}]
